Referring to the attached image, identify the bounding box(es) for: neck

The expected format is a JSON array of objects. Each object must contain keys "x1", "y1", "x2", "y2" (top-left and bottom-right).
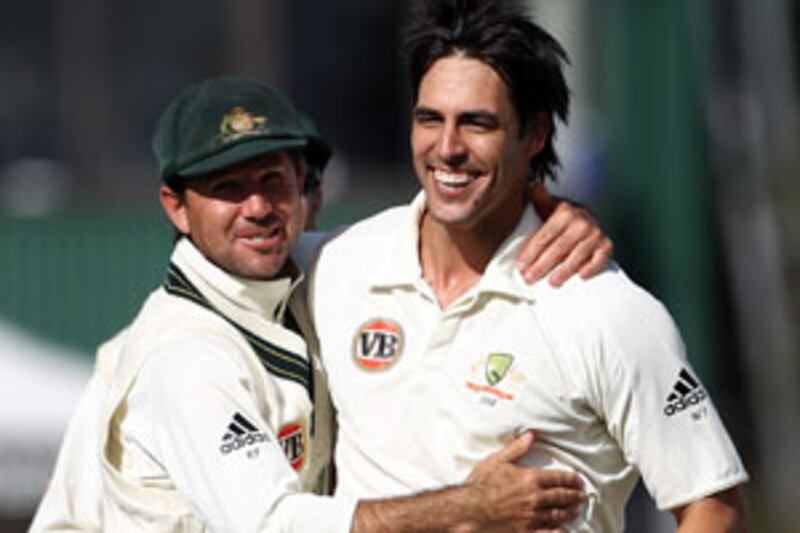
[{"x1": 419, "y1": 199, "x2": 525, "y2": 309}]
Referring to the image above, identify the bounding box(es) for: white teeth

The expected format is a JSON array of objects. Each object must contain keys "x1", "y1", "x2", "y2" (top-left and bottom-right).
[
  {"x1": 433, "y1": 169, "x2": 470, "y2": 186},
  {"x1": 246, "y1": 236, "x2": 267, "y2": 243}
]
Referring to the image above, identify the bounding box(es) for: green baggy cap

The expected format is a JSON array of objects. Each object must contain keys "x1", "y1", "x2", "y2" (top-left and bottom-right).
[
  {"x1": 153, "y1": 77, "x2": 313, "y2": 180},
  {"x1": 297, "y1": 111, "x2": 332, "y2": 172}
]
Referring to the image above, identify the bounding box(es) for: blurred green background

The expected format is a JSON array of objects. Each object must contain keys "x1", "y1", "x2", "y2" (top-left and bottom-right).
[{"x1": 1, "y1": 0, "x2": 798, "y2": 531}]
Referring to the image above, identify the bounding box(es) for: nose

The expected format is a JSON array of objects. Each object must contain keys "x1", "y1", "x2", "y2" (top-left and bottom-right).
[
  {"x1": 242, "y1": 190, "x2": 273, "y2": 220},
  {"x1": 436, "y1": 123, "x2": 468, "y2": 167}
]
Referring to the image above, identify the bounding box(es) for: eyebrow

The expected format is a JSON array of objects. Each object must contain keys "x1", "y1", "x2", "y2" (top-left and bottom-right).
[{"x1": 412, "y1": 106, "x2": 442, "y2": 120}]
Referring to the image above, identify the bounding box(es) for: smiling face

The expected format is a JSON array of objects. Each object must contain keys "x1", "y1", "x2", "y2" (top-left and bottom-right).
[
  {"x1": 160, "y1": 151, "x2": 306, "y2": 280},
  {"x1": 411, "y1": 55, "x2": 547, "y2": 233}
]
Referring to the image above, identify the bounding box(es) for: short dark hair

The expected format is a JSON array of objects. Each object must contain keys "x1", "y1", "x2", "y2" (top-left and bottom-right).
[{"x1": 402, "y1": 0, "x2": 570, "y2": 181}]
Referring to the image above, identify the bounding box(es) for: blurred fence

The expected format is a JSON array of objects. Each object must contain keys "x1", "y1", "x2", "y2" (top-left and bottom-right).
[{"x1": 0, "y1": 211, "x2": 172, "y2": 353}]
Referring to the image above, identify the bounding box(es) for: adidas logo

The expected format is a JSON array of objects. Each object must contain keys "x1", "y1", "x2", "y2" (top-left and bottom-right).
[
  {"x1": 220, "y1": 412, "x2": 269, "y2": 455},
  {"x1": 663, "y1": 368, "x2": 708, "y2": 417}
]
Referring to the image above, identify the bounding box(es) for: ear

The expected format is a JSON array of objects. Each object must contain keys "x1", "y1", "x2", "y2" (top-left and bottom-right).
[
  {"x1": 524, "y1": 112, "x2": 551, "y2": 159},
  {"x1": 159, "y1": 184, "x2": 190, "y2": 235}
]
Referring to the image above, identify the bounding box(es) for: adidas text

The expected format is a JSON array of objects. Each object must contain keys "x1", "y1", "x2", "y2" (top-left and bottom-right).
[
  {"x1": 664, "y1": 389, "x2": 707, "y2": 417},
  {"x1": 220, "y1": 433, "x2": 268, "y2": 455}
]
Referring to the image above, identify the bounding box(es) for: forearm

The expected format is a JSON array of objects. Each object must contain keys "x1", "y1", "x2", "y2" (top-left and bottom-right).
[
  {"x1": 353, "y1": 485, "x2": 486, "y2": 533},
  {"x1": 351, "y1": 432, "x2": 585, "y2": 532},
  {"x1": 673, "y1": 487, "x2": 748, "y2": 533}
]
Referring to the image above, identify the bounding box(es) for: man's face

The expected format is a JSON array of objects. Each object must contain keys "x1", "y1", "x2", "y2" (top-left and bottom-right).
[
  {"x1": 411, "y1": 55, "x2": 545, "y2": 231},
  {"x1": 160, "y1": 151, "x2": 306, "y2": 280}
]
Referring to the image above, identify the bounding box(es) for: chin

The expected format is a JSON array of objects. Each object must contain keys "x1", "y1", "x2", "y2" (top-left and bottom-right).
[
  {"x1": 224, "y1": 254, "x2": 285, "y2": 280},
  {"x1": 241, "y1": 265, "x2": 284, "y2": 280},
  {"x1": 427, "y1": 205, "x2": 477, "y2": 227}
]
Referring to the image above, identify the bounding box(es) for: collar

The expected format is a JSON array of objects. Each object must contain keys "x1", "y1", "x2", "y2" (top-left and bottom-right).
[
  {"x1": 372, "y1": 191, "x2": 543, "y2": 303},
  {"x1": 371, "y1": 191, "x2": 427, "y2": 289},
  {"x1": 477, "y1": 204, "x2": 543, "y2": 302},
  {"x1": 171, "y1": 238, "x2": 302, "y2": 324}
]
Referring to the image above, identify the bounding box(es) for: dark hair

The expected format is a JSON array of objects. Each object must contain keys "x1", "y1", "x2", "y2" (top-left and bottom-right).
[{"x1": 402, "y1": 0, "x2": 570, "y2": 181}]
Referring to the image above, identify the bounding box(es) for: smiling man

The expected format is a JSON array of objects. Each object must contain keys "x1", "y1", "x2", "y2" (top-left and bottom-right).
[
  {"x1": 310, "y1": 1, "x2": 749, "y2": 531},
  {"x1": 69, "y1": 77, "x2": 615, "y2": 532}
]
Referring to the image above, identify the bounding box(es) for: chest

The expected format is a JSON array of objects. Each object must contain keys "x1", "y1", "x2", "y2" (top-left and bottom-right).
[{"x1": 317, "y1": 287, "x2": 599, "y2": 448}]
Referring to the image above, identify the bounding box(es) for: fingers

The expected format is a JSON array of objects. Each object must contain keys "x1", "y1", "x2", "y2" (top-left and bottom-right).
[
  {"x1": 527, "y1": 502, "x2": 582, "y2": 529},
  {"x1": 515, "y1": 210, "x2": 573, "y2": 282},
  {"x1": 466, "y1": 431, "x2": 536, "y2": 484},
  {"x1": 490, "y1": 430, "x2": 536, "y2": 464},
  {"x1": 533, "y1": 469, "x2": 584, "y2": 491},
  {"x1": 577, "y1": 237, "x2": 614, "y2": 280},
  {"x1": 525, "y1": 486, "x2": 585, "y2": 530},
  {"x1": 546, "y1": 225, "x2": 608, "y2": 287},
  {"x1": 517, "y1": 202, "x2": 592, "y2": 283},
  {"x1": 517, "y1": 199, "x2": 613, "y2": 286}
]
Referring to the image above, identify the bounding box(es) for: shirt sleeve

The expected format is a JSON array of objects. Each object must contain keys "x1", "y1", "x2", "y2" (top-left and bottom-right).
[
  {"x1": 124, "y1": 337, "x2": 356, "y2": 532},
  {"x1": 30, "y1": 369, "x2": 106, "y2": 532},
  {"x1": 591, "y1": 281, "x2": 748, "y2": 510}
]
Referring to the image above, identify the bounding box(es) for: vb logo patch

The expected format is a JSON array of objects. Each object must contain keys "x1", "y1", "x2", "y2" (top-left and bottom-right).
[
  {"x1": 352, "y1": 319, "x2": 404, "y2": 371},
  {"x1": 278, "y1": 422, "x2": 306, "y2": 470},
  {"x1": 466, "y1": 353, "x2": 524, "y2": 405}
]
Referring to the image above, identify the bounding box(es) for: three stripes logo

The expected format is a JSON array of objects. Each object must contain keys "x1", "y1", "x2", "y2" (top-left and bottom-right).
[
  {"x1": 663, "y1": 368, "x2": 708, "y2": 417},
  {"x1": 220, "y1": 412, "x2": 269, "y2": 455}
]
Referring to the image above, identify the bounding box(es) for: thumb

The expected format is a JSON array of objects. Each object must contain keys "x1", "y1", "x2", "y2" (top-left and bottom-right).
[{"x1": 491, "y1": 430, "x2": 536, "y2": 464}]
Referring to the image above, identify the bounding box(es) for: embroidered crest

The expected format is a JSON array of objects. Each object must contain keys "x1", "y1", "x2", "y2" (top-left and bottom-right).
[
  {"x1": 219, "y1": 106, "x2": 267, "y2": 142},
  {"x1": 486, "y1": 353, "x2": 514, "y2": 386},
  {"x1": 465, "y1": 352, "x2": 524, "y2": 405},
  {"x1": 352, "y1": 319, "x2": 404, "y2": 371}
]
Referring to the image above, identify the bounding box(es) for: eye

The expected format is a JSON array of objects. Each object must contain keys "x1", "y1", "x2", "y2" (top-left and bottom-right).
[
  {"x1": 260, "y1": 171, "x2": 290, "y2": 189},
  {"x1": 461, "y1": 112, "x2": 499, "y2": 133},
  {"x1": 210, "y1": 179, "x2": 239, "y2": 194},
  {"x1": 413, "y1": 108, "x2": 442, "y2": 127}
]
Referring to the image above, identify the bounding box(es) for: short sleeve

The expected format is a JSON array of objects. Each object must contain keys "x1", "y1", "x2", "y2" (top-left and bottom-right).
[{"x1": 592, "y1": 282, "x2": 748, "y2": 510}]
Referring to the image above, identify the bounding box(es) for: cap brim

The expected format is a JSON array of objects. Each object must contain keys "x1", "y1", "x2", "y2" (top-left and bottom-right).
[{"x1": 179, "y1": 136, "x2": 308, "y2": 177}]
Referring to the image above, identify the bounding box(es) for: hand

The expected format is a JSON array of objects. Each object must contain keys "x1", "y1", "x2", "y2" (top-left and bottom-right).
[
  {"x1": 517, "y1": 182, "x2": 613, "y2": 287},
  {"x1": 466, "y1": 431, "x2": 586, "y2": 532}
]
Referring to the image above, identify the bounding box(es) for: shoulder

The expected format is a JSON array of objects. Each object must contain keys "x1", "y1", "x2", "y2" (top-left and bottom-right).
[
  {"x1": 120, "y1": 290, "x2": 253, "y2": 381},
  {"x1": 532, "y1": 263, "x2": 685, "y2": 366},
  {"x1": 139, "y1": 336, "x2": 249, "y2": 392},
  {"x1": 309, "y1": 205, "x2": 411, "y2": 292},
  {"x1": 320, "y1": 205, "x2": 410, "y2": 257},
  {"x1": 133, "y1": 287, "x2": 238, "y2": 340}
]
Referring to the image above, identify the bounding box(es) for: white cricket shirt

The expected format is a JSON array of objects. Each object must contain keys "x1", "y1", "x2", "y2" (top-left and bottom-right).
[
  {"x1": 100, "y1": 238, "x2": 355, "y2": 532},
  {"x1": 310, "y1": 193, "x2": 748, "y2": 532}
]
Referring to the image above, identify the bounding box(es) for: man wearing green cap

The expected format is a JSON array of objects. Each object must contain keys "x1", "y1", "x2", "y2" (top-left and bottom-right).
[
  {"x1": 30, "y1": 101, "x2": 337, "y2": 533},
  {"x1": 31, "y1": 76, "x2": 611, "y2": 532}
]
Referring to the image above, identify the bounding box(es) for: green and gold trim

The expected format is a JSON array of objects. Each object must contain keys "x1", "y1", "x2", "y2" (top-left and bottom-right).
[{"x1": 164, "y1": 263, "x2": 313, "y2": 400}]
